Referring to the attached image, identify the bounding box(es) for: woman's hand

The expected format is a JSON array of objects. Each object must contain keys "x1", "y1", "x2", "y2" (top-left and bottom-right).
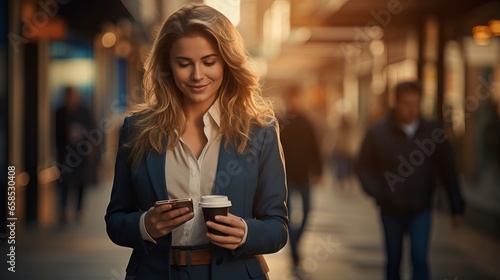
[
  {"x1": 144, "y1": 204, "x2": 194, "y2": 239},
  {"x1": 206, "y1": 213, "x2": 246, "y2": 250}
]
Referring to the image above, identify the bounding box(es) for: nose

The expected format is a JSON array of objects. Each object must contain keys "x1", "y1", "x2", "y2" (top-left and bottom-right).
[{"x1": 191, "y1": 64, "x2": 204, "y2": 81}]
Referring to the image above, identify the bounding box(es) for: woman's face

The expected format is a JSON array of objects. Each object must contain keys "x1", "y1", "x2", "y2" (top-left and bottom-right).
[{"x1": 169, "y1": 34, "x2": 225, "y2": 108}]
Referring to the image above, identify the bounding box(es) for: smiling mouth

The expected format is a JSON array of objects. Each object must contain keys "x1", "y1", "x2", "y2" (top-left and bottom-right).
[{"x1": 189, "y1": 84, "x2": 208, "y2": 91}]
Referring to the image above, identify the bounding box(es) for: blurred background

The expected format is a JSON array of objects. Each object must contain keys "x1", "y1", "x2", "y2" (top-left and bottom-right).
[{"x1": 1, "y1": 0, "x2": 500, "y2": 279}]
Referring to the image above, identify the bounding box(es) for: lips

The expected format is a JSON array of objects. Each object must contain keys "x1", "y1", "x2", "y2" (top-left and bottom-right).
[{"x1": 189, "y1": 84, "x2": 208, "y2": 92}]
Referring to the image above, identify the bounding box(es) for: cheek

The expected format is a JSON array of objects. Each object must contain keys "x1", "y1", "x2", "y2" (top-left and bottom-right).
[
  {"x1": 172, "y1": 69, "x2": 189, "y2": 84},
  {"x1": 209, "y1": 65, "x2": 224, "y2": 80},
  {"x1": 171, "y1": 72, "x2": 181, "y2": 87}
]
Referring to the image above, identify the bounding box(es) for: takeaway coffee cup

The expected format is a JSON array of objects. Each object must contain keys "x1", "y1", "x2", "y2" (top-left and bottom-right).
[{"x1": 199, "y1": 195, "x2": 232, "y2": 236}]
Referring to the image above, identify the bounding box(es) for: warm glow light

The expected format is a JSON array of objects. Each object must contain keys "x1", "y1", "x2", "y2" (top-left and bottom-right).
[
  {"x1": 102, "y1": 32, "x2": 117, "y2": 48},
  {"x1": 115, "y1": 40, "x2": 132, "y2": 57},
  {"x1": 489, "y1": 20, "x2": 500, "y2": 36},
  {"x1": 370, "y1": 40, "x2": 385, "y2": 56},
  {"x1": 263, "y1": 1, "x2": 290, "y2": 58},
  {"x1": 49, "y1": 59, "x2": 95, "y2": 90},
  {"x1": 250, "y1": 57, "x2": 268, "y2": 77},
  {"x1": 17, "y1": 172, "x2": 30, "y2": 187},
  {"x1": 472, "y1": 25, "x2": 491, "y2": 46},
  {"x1": 38, "y1": 166, "x2": 60, "y2": 185},
  {"x1": 205, "y1": 0, "x2": 240, "y2": 26},
  {"x1": 287, "y1": 27, "x2": 311, "y2": 44}
]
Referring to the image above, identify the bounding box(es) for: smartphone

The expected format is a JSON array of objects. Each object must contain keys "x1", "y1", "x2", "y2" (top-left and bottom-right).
[{"x1": 155, "y1": 198, "x2": 194, "y2": 212}]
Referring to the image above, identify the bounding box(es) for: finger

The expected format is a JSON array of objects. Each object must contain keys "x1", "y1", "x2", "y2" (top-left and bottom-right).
[
  {"x1": 154, "y1": 204, "x2": 172, "y2": 214},
  {"x1": 168, "y1": 210, "x2": 194, "y2": 225},
  {"x1": 206, "y1": 221, "x2": 244, "y2": 238},
  {"x1": 157, "y1": 211, "x2": 194, "y2": 229},
  {"x1": 206, "y1": 232, "x2": 242, "y2": 244},
  {"x1": 153, "y1": 208, "x2": 193, "y2": 230},
  {"x1": 207, "y1": 234, "x2": 242, "y2": 249},
  {"x1": 160, "y1": 207, "x2": 192, "y2": 220},
  {"x1": 209, "y1": 240, "x2": 238, "y2": 250},
  {"x1": 214, "y1": 215, "x2": 244, "y2": 229}
]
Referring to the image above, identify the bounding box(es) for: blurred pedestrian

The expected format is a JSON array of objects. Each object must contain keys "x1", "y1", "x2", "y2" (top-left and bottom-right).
[
  {"x1": 354, "y1": 81, "x2": 465, "y2": 280},
  {"x1": 105, "y1": 4, "x2": 287, "y2": 279},
  {"x1": 280, "y1": 85, "x2": 323, "y2": 267},
  {"x1": 481, "y1": 100, "x2": 500, "y2": 179},
  {"x1": 55, "y1": 86, "x2": 97, "y2": 225},
  {"x1": 330, "y1": 114, "x2": 355, "y2": 190}
]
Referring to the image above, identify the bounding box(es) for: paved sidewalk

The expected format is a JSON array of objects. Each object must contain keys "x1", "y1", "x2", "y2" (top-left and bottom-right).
[{"x1": 1, "y1": 175, "x2": 500, "y2": 280}]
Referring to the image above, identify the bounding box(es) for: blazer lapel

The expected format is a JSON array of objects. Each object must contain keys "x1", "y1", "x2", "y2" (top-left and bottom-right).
[
  {"x1": 214, "y1": 140, "x2": 240, "y2": 195},
  {"x1": 146, "y1": 151, "x2": 168, "y2": 200}
]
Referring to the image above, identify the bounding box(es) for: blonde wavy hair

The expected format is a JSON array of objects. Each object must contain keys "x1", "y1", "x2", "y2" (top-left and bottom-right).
[{"x1": 127, "y1": 3, "x2": 275, "y2": 165}]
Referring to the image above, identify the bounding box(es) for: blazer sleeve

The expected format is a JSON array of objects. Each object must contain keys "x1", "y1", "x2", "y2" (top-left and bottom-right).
[
  {"x1": 105, "y1": 117, "x2": 152, "y2": 254},
  {"x1": 233, "y1": 124, "x2": 289, "y2": 258}
]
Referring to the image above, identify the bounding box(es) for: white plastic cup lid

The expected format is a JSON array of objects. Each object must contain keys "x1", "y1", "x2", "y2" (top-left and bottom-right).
[{"x1": 199, "y1": 195, "x2": 232, "y2": 208}]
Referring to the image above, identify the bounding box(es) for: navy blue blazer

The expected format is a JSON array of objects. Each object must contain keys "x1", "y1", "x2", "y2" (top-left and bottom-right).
[{"x1": 105, "y1": 116, "x2": 288, "y2": 279}]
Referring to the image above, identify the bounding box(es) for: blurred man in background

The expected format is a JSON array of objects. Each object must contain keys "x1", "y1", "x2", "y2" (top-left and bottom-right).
[
  {"x1": 55, "y1": 86, "x2": 98, "y2": 225},
  {"x1": 280, "y1": 85, "x2": 323, "y2": 268},
  {"x1": 354, "y1": 81, "x2": 465, "y2": 280}
]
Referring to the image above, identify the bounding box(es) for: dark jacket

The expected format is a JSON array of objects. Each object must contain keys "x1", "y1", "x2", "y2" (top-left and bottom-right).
[
  {"x1": 280, "y1": 113, "x2": 322, "y2": 187},
  {"x1": 354, "y1": 112, "x2": 465, "y2": 218},
  {"x1": 55, "y1": 104, "x2": 98, "y2": 183}
]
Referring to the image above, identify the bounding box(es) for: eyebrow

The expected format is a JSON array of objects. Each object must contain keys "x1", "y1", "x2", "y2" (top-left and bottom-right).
[{"x1": 175, "y1": 54, "x2": 219, "y2": 61}]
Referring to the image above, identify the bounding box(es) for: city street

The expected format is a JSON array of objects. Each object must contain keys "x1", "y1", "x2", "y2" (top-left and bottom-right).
[
  {"x1": 2, "y1": 172, "x2": 500, "y2": 280},
  {"x1": 4, "y1": 0, "x2": 500, "y2": 279}
]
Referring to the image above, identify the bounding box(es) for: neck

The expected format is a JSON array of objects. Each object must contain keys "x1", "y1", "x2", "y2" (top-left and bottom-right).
[{"x1": 183, "y1": 99, "x2": 215, "y2": 124}]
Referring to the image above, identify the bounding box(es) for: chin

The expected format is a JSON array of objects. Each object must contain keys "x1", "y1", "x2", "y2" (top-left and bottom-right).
[{"x1": 185, "y1": 93, "x2": 216, "y2": 105}]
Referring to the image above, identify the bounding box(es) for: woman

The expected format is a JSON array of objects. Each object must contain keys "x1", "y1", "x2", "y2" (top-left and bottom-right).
[{"x1": 105, "y1": 3, "x2": 288, "y2": 280}]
